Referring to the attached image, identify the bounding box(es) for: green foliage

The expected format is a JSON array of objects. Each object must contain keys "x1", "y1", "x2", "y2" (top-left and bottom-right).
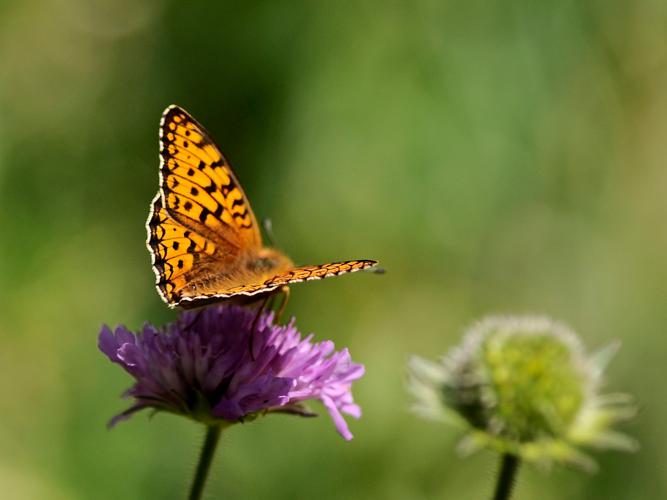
[{"x1": 1, "y1": 0, "x2": 665, "y2": 498}]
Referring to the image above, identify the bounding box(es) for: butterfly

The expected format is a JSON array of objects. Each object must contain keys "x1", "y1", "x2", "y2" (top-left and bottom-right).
[{"x1": 146, "y1": 105, "x2": 378, "y2": 309}]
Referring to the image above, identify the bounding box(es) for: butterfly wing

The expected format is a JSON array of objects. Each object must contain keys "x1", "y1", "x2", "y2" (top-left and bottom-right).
[
  {"x1": 262, "y1": 260, "x2": 379, "y2": 288},
  {"x1": 147, "y1": 105, "x2": 263, "y2": 306},
  {"x1": 147, "y1": 193, "x2": 227, "y2": 305},
  {"x1": 158, "y1": 105, "x2": 261, "y2": 250},
  {"x1": 174, "y1": 259, "x2": 379, "y2": 308}
]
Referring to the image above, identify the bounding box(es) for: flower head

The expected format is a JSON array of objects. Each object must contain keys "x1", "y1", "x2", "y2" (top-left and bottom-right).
[
  {"x1": 408, "y1": 316, "x2": 637, "y2": 471},
  {"x1": 99, "y1": 305, "x2": 364, "y2": 440}
]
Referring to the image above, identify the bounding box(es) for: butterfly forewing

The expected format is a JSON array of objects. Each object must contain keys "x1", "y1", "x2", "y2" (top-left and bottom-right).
[
  {"x1": 264, "y1": 260, "x2": 378, "y2": 286},
  {"x1": 159, "y1": 105, "x2": 261, "y2": 248},
  {"x1": 175, "y1": 259, "x2": 379, "y2": 308}
]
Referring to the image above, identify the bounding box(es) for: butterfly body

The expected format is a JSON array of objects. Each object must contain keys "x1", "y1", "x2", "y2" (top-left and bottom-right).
[{"x1": 147, "y1": 105, "x2": 378, "y2": 308}]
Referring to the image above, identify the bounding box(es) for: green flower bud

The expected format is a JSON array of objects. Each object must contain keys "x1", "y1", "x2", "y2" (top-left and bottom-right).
[{"x1": 408, "y1": 316, "x2": 637, "y2": 471}]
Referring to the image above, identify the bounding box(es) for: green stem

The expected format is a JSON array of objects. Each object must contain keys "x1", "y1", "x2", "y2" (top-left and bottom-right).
[
  {"x1": 492, "y1": 453, "x2": 521, "y2": 500},
  {"x1": 188, "y1": 425, "x2": 222, "y2": 500}
]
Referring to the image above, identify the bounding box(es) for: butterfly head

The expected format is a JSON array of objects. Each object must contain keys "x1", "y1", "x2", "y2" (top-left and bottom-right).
[{"x1": 248, "y1": 248, "x2": 294, "y2": 275}]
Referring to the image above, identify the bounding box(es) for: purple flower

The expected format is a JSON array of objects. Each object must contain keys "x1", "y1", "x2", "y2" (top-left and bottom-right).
[{"x1": 99, "y1": 305, "x2": 364, "y2": 440}]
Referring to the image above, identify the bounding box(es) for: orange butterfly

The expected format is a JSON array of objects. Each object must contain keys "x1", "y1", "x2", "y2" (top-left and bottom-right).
[{"x1": 147, "y1": 105, "x2": 378, "y2": 309}]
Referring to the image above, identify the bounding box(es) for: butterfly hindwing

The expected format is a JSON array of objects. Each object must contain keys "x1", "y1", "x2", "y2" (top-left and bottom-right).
[{"x1": 147, "y1": 193, "x2": 222, "y2": 304}]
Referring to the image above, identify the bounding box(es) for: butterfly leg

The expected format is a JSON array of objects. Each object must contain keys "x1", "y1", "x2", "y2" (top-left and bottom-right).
[
  {"x1": 248, "y1": 295, "x2": 271, "y2": 359},
  {"x1": 266, "y1": 293, "x2": 278, "y2": 312},
  {"x1": 275, "y1": 286, "x2": 290, "y2": 322},
  {"x1": 181, "y1": 309, "x2": 204, "y2": 331}
]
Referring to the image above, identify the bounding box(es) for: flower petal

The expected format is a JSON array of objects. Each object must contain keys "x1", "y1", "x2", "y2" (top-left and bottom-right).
[
  {"x1": 321, "y1": 394, "x2": 354, "y2": 441},
  {"x1": 99, "y1": 305, "x2": 364, "y2": 439}
]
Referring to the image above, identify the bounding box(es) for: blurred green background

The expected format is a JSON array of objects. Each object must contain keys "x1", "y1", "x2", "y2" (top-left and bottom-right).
[{"x1": 1, "y1": 0, "x2": 665, "y2": 498}]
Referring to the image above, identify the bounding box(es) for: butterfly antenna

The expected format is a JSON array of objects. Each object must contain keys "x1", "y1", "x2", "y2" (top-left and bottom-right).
[{"x1": 263, "y1": 218, "x2": 277, "y2": 247}]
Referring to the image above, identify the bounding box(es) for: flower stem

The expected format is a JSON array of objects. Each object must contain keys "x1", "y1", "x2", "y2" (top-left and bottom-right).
[
  {"x1": 492, "y1": 453, "x2": 520, "y2": 500},
  {"x1": 188, "y1": 425, "x2": 222, "y2": 500}
]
